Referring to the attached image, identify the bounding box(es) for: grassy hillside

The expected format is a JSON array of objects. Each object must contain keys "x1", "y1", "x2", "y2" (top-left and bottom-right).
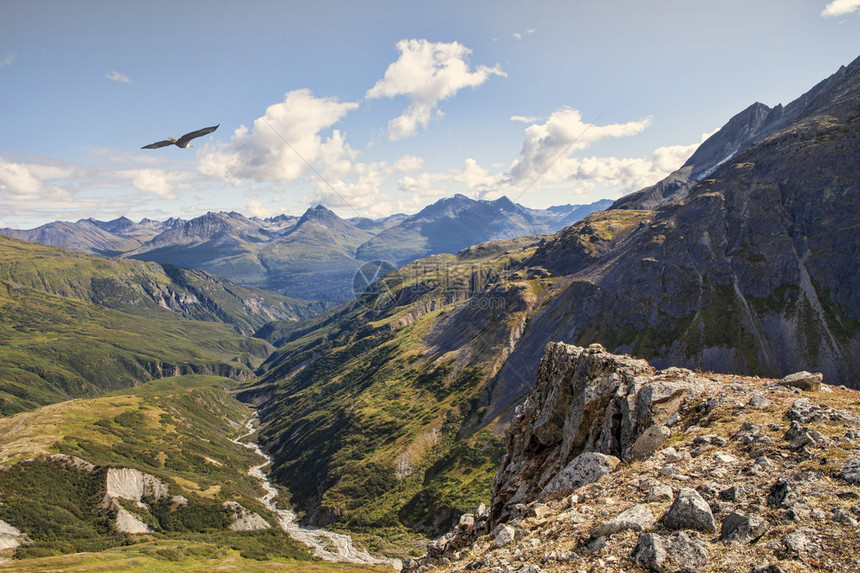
[
  {"x1": 0, "y1": 234, "x2": 325, "y2": 335},
  {"x1": 0, "y1": 376, "x2": 378, "y2": 570},
  {"x1": 0, "y1": 279, "x2": 273, "y2": 415}
]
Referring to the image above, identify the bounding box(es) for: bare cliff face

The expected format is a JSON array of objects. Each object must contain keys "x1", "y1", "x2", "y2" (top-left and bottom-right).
[{"x1": 407, "y1": 343, "x2": 860, "y2": 573}]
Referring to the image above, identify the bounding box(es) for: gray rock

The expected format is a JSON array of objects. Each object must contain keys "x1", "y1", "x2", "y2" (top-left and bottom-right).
[
  {"x1": 527, "y1": 503, "x2": 550, "y2": 520},
  {"x1": 779, "y1": 371, "x2": 822, "y2": 391},
  {"x1": 664, "y1": 488, "x2": 716, "y2": 532},
  {"x1": 494, "y1": 524, "x2": 516, "y2": 547},
  {"x1": 720, "y1": 511, "x2": 770, "y2": 543},
  {"x1": 841, "y1": 458, "x2": 860, "y2": 485},
  {"x1": 587, "y1": 535, "x2": 607, "y2": 552},
  {"x1": 833, "y1": 507, "x2": 859, "y2": 526},
  {"x1": 647, "y1": 484, "x2": 675, "y2": 503},
  {"x1": 632, "y1": 531, "x2": 709, "y2": 573},
  {"x1": 781, "y1": 529, "x2": 815, "y2": 554},
  {"x1": 719, "y1": 484, "x2": 755, "y2": 502},
  {"x1": 629, "y1": 424, "x2": 672, "y2": 460},
  {"x1": 750, "y1": 567, "x2": 788, "y2": 573},
  {"x1": 539, "y1": 452, "x2": 620, "y2": 500},
  {"x1": 748, "y1": 394, "x2": 773, "y2": 408},
  {"x1": 590, "y1": 503, "x2": 656, "y2": 538}
]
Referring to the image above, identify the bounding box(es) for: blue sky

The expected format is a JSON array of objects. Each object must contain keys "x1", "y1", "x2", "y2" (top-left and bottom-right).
[{"x1": 1, "y1": 0, "x2": 858, "y2": 228}]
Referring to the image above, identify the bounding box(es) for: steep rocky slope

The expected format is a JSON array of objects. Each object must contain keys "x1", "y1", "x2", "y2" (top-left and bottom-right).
[{"x1": 406, "y1": 343, "x2": 860, "y2": 572}]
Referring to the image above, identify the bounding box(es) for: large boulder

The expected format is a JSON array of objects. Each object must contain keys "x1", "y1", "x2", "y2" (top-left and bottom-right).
[
  {"x1": 491, "y1": 343, "x2": 715, "y2": 524},
  {"x1": 663, "y1": 488, "x2": 716, "y2": 533}
]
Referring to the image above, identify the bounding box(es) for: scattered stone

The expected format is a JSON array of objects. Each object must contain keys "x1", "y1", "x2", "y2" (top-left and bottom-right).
[
  {"x1": 587, "y1": 535, "x2": 607, "y2": 552},
  {"x1": 781, "y1": 529, "x2": 815, "y2": 554},
  {"x1": 720, "y1": 511, "x2": 770, "y2": 543},
  {"x1": 539, "y1": 452, "x2": 620, "y2": 500},
  {"x1": 647, "y1": 484, "x2": 674, "y2": 503},
  {"x1": 632, "y1": 531, "x2": 709, "y2": 573},
  {"x1": 788, "y1": 397, "x2": 857, "y2": 424},
  {"x1": 527, "y1": 503, "x2": 551, "y2": 520},
  {"x1": 841, "y1": 458, "x2": 860, "y2": 485},
  {"x1": 630, "y1": 424, "x2": 672, "y2": 460},
  {"x1": 494, "y1": 524, "x2": 516, "y2": 548},
  {"x1": 833, "y1": 507, "x2": 859, "y2": 527},
  {"x1": 719, "y1": 484, "x2": 756, "y2": 503},
  {"x1": 779, "y1": 371, "x2": 822, "y2": 392},
  {"x1": 664, "y1": 488, "x2": 716, "y2": 532},
  {"x1": 590, "y1": 503, "x2": 656, "y2": 538},
  {"x1": 714, "y1": 452, "x2": 738, "y2": 464},
  {"x1": 748, "y1": 395, "x2": 773, "y2": 408},
  {"x1": 660, "y1": 447, "x2": 692, "y2": 464}
]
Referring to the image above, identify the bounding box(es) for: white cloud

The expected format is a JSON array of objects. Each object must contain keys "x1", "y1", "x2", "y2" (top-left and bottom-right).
[
  {"x1": 454, "y1": 158, "x2": 503, "y2": 193},
  {"x1": 199, "y1": 88, "x2": 358, "y2": 184},
  {"x1": 0, "y1": 52, "x2": 16, "y2": 70},
  {"x1": 127, "y1": 168, "x2": 183, "y2": 199},
  {"x1": 507, "y1": 107, "x2": 652, "y2": 186},
  {"x1": 106, "y1": 70, "x2": 132, "y2": 83},
  {"x1": 822, "y1": 0, "x2": 860, "y2": 17},
  {"x1": 513, "y1": 29, "x2": 535, "y2": 40},
  {"x1": 366, "y1": 39, "x2": 505, "y2": 140},
  {"x1": 510, "y1": 115, "x2": 542, "y2": 123}
]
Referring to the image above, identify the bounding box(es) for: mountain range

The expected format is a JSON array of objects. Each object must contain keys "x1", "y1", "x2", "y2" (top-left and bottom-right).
[{"x1": 1, "y1": 197, "x2": 611, "y2": 303}]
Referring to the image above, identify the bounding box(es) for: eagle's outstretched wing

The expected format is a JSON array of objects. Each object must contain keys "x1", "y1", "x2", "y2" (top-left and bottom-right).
[
  {"x1": 176, "y1": 124, "x2": 220, "y2": 147},
  {"x1": 141, "y1": 139, "x2": 176, "y2": 149}
]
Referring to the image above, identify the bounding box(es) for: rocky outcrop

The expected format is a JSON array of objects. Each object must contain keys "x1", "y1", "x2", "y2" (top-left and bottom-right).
[
  {"x1": 100, "y1": 467, "x2": 171, "y2": 534},
  {"x1": 405, "y1": 343, "x2": 860, "y2": 572},
  {"x1": 0, "y1": 519, "x2": 28, "y2": 552},
  {"x1": 490, "y1": 343, "x2": 714, "y2": 525}
]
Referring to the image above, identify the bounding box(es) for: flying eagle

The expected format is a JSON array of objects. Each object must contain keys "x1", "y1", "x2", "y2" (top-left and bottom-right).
[{"x1": 141, "y1": 124, "x2": 219, "y2": 149}]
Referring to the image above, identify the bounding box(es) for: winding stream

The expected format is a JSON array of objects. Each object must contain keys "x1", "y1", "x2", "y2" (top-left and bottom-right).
[{"x1": 232, "y1": 415, "x2": 400, "y2": 570}]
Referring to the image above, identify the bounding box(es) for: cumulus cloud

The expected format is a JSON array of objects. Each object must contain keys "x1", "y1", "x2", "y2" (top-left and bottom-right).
[
  {"x1": 366, "y1": 39, "x2": 505, "y2": 140},
  {"x1": 106, "y1": 70, "x2": 132, "y2": 83},
  {"x1": 507, "y1": 107, "x2": 652, "y2": 186},
  {"x1": 125, "y1": 168, "x2": 185, "y2": 199},
  {"x1": 0, "y1": 52, "x2": 16, "y2": 70},
  {"x1": 822, "y1": 0, "x2": 860, "y2": 17},
  {"x1": 199, "y1": 88, "x2": 358, "y2": 184}
]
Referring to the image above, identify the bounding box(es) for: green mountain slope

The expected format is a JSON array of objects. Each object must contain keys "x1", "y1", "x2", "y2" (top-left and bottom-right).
[
  {"x1": 0, "y1": 235, "x2": 326, "y2": 335},
  {"x1": 0, "y1": 280, "x2": 272, "y2": 415}
]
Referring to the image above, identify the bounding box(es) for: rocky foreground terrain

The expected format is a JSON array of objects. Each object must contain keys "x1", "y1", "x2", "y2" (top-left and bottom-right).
[{"x1": 406, "y1": 343, "x2": 860, "y2": 572}]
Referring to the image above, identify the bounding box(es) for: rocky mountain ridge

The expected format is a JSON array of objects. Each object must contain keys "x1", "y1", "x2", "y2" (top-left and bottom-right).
[
  {"x1": 406, "y1": 343, "x2": 860, "y2": 572},
  {"x1": 1, "y1": 196, "x2": 609, "y2": 302}
]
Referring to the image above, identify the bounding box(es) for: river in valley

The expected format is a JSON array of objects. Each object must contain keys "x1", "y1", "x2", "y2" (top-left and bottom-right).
[{"x1": 232, "y1": 416, "x2": 400, "y2": 570}]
